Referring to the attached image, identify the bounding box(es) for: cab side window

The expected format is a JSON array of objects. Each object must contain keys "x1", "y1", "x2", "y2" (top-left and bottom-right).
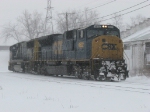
[
  {"x1": 79, "y1": 30, "x2": 84, "y2": 38},
  {"x1": 66, "y1": 31, "x2": 73, "y2": 39},
  {"x1": 74, "y1": 31, "x2": 77, "y2": 40}
]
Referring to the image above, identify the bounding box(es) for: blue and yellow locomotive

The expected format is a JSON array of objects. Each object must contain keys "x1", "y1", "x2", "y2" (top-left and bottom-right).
[{"x1": 9, "y1": 24, "x2": 128, "y2": 81}]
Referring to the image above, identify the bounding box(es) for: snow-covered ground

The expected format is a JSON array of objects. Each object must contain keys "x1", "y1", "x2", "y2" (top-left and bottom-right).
[
  {"x1": 0, "y1": 50, "x2": 150, "y2": 112},
  {"x1": 0, "y1": 50, "x2": 9, "y2": 72}
]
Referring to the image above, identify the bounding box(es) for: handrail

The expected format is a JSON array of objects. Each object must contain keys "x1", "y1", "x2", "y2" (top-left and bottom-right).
[{"x1": 124, "y1": 51, "x2": 130, "y2": 70}]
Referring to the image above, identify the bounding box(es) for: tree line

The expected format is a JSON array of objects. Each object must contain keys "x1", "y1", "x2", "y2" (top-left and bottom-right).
[{"x1": 1, "y1": 8, "x2": 146, "y2": 43}]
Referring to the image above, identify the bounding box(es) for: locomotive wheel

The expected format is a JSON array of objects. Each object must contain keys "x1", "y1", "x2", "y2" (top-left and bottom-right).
[
  {"x1": 78, "y1": 74, "x2": 82, "y2": 79},
  {"x1": 116, "y1": 74, "x2": 121, "y2": 81},
  {"x1": 117, "y1": 73, "x2": 127, "y2": 81},
  {"x1": 94, "y1": 75, "x2": 98, "y2": 81},
  {"x1": 37, "y1": 66, "x2": 41, "y2": 75},
  {"x1": 121, "y1": 73, "x2": 126, "y2": 81},
  {"x1": 86, "y1": 76, "x2": 90, "y2": 80},
  {"x1": 25, "y1": 65, "x2": 29, "y2": 73},
  {"x1": 82, "y1": 75, "x2": 89, "y2": 80},
  {"x1": 99, "y1": 76, "x2": 106, "y2": 81},
  {"x1": 41, "y1": 66, "x2": 48, "y2": 76}
]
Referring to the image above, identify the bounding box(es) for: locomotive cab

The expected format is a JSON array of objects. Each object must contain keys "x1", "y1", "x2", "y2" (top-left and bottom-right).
[{"x1": 83, "y1": 25, "x2": 128, "y2": 81}]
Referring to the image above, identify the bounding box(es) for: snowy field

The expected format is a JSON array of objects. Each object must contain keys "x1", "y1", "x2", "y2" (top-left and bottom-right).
[{"x1": 0, "y1": 50, "x2": 150, "y2": 112}]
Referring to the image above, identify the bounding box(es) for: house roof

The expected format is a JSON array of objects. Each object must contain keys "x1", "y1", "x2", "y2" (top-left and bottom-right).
[{"x1": 123, "y1": 26, "x2": 150, "y2": 43}]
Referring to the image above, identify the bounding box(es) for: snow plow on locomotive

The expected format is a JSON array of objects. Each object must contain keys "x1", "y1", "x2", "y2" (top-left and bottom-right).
[{"x1": 8, "y1": 24, "x2": 129, "y2": 81}]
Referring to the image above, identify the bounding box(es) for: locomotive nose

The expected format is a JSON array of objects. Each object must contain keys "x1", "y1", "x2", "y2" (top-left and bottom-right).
[{"x1": 91, "y1": 35, "x2": 123, "y2": 60}]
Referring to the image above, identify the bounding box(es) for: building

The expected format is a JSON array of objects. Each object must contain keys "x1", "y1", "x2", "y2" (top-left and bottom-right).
[
  {"x1": 0, "y1": 46, "x2": 9, "y2": 50},
  {"x1": 121, "y1": 18, "x2": 150, "y2": 39},
  {"x1": 123, "y1": 26, "x2": 150, "y2": 75}
]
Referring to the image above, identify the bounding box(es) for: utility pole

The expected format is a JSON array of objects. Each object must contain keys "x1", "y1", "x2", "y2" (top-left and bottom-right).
[
  {"x1": 85, "y1": 8, "x2": 88, "y2": 27},
  {"x1": 45, "y1": 0, "x2": 54, "y2": 35},
  {"x1": 59, "y1": 12, "x2": 75, "y2": 31}
]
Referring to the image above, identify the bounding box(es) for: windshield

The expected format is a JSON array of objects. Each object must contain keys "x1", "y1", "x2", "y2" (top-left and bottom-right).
[
  {"x1": 87, "y1": 30, "x2": 103, "y2": 38},
  {"x1": 87, "y1": 29, "x2": 119, "y2": 38},
  {"x1": 105, "y1": 30, "x2": 119, "y2": 37}
]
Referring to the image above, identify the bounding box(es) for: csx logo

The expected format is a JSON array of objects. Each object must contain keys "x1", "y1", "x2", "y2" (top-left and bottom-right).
[
  {"x1": 102, "y1": 43, "x2": 117, "y2": 50},
  {"x1": 78, "y1": 42, "x2": 84, "y2": 48}
]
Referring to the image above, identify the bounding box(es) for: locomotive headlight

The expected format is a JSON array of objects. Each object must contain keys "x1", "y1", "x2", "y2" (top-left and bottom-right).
[{"x1": 102, "y1": 25, "x2": 107, "y2": 28}]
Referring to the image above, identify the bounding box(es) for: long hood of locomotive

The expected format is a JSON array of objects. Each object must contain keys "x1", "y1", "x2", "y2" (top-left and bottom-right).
[{"x1": 91, "y1": 35, "x2": 123, "y2": 60}]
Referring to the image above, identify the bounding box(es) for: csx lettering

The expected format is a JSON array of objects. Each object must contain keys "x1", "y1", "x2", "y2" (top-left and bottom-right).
[{"x1": 102, "y1": 44, "x2": 117, "y2": 50}]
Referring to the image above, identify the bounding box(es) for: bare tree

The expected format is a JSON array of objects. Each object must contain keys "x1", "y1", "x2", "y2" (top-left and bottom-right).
[
  {"x1": 2, "y1": 10, "x2": 48, "y2": 43},
  {"x1": 111, "y1": 13, "x2": 125, "y2": 31},
  {"x1": 83, "y1": 8, "x2": 99, "y2": 27},
  {"x1": 55, "y1": 13, "x2": 68, "y2": 33},
  {"x1": 69, "y1": 10, "x2": 84, "y2": 29},
  {"x1": 123, "y1": 14, "x2": 146, "y2": 31},
  {"x1": 2, "y1": 22, "x2": 22, "y2": 42},
  {"x1": 130, "y1": 14, "x2": 146, "y2": 26},
  {"x1": 18, "y1": 10, "x2": 45, "y2": 40},
  {"x1": 55, "y1": 8, "x2": 100, "y2": 33}
]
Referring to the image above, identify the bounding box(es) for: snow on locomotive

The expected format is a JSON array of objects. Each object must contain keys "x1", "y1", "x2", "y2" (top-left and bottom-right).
[{"x1": 8, "y1": 24, "x2": 129, "y2": 81}]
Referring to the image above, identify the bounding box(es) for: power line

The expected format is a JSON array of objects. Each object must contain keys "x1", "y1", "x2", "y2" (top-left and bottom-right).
[
  {"x1": 70, "y1": 3, "x2": 150, "y2": 29},
  {"x1": 96, "y1": 3, "x2": 150, "y2": 23},
  {"x1": 54, "y1": 0, "x2": 117, "y2": 29},
  {"x1": 79, "y1": 0, "x2": 117, "y2": 13},
  {"x1": 77, "y1": 0, "x2": 100, "y2": 8},
  {"x1": 77, "y1": 0, "x2": 149, "y2": 24},
  {"x1": 96, "y1": 0, "x2": 149, "y2": 20},
  {"x1": 85, "y1": 0, "x2": 116, "y2": 12},
  {"x1": 52, "y1": 0, "x2": 150, "y2": 32}
]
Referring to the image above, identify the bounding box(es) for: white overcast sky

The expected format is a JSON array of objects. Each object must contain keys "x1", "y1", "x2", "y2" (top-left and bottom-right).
[{"x1": 0, "y1": 0, "x2": 149, "y2": 45}]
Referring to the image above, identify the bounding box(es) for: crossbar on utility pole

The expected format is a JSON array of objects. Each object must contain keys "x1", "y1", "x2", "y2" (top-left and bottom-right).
[{"x1": 59, "y1": 12, "x2": 75, "y2": 31}]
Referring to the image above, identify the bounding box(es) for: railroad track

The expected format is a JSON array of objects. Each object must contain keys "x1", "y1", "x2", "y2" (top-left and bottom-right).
[
  {"x1": 121, "y1": 80, "x2": 150, "y2": 86},
  {"x1": 1, "y1": 72, "x2": 150, "y2": 94}
]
